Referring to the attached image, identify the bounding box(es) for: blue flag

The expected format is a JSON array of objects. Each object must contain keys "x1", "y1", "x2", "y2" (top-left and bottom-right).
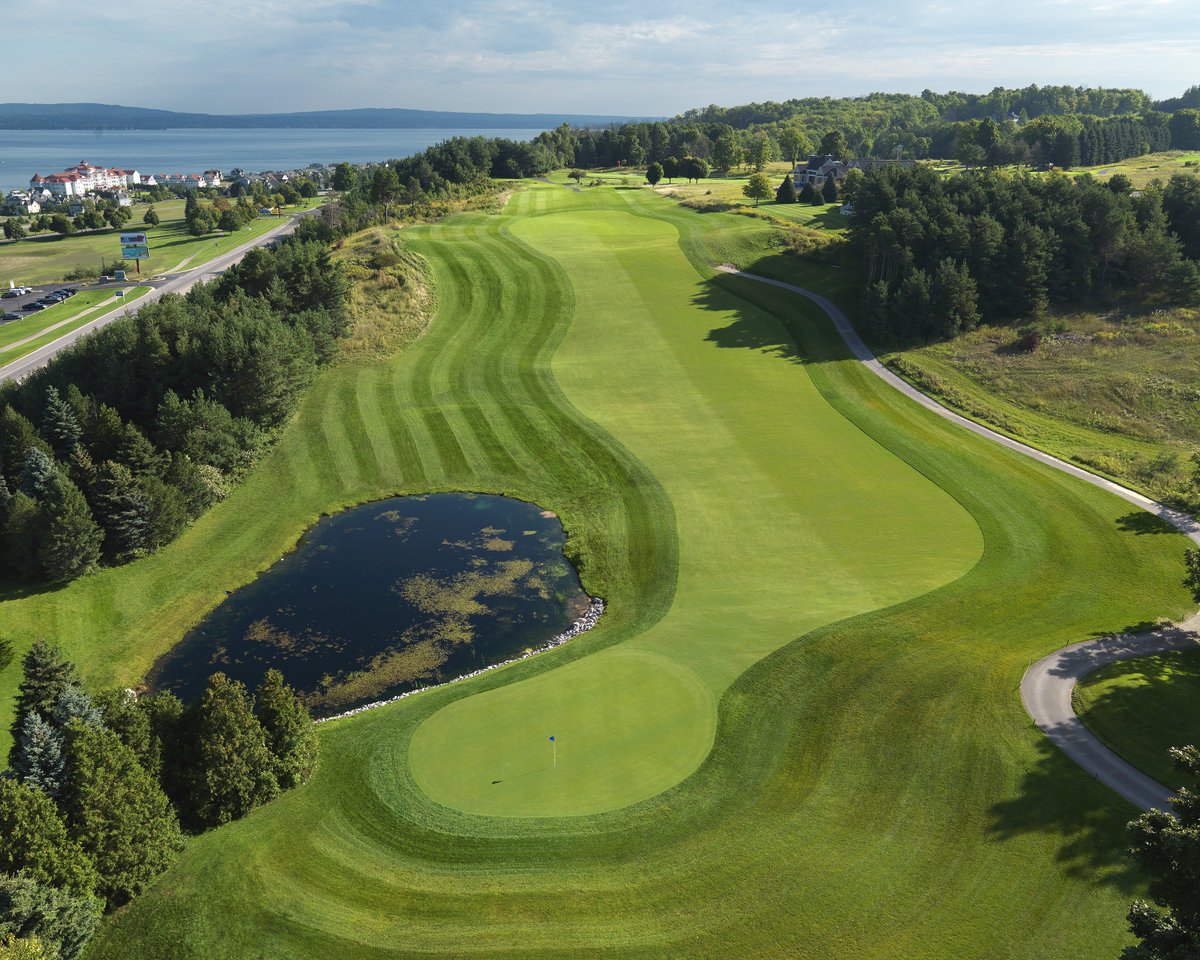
[{"x1": 549, "y1": 736, "x2": 555, "y2": 742}]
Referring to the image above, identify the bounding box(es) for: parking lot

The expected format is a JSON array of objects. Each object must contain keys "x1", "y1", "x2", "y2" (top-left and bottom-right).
[{"x1": 1, "y1": 278, "x2": 137, "y2": 324}]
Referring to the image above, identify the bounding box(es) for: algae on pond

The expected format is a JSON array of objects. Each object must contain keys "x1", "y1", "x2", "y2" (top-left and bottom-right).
[{"x1": 147, "y1": 494, "x2": 590, "y2": 717}]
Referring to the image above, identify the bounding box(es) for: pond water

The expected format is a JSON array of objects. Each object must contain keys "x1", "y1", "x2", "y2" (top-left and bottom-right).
[{"x1": 147, "y1": 494, "x2": 590, "y2": 718}]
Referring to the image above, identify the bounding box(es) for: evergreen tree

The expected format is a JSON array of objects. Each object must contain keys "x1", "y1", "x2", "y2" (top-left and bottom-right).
[
  {"x1": 254, "y1": 670, "x2": 318, "y2": 790},
  {"x1": 799, "y1": 180, "x2": 818, "y2": 204},
  {"x1": 1124, "y1": 746, "x2": 1200, "y2": 959},
  {"x1": 11, "y1": 714, "x2": 64, "y2": 798},
  {"x1": 51, "y1": 686, "x2": 101, "y2": 731},
  {"x1": 137, "y1": 475, "x2": 188, "y2": 550},
  {"x1": 115, "y1": 423, "x2": 161, "y2": 478},
  {"x1": 90, "y1": 461, "x2": 149, "y2": 563},
  {"x1": 36, "y1": 474, "x2": 101, "y2": 583},
  {"x1": 775, "y1": 174, "x2": 797, "y2": 204},
  {"x1": 182, "y1": 673, "x2": 279, "y2": 828},
  {"x1": 8, "y1": 641, "x2": 78, "y2": 762},
  {"x1": 0, "y1": 477, "x2": 10, "y2": 527},
  {"x1": 142, "y1": 205, "x2": 159, "y2": 227},
  {"x1": 0, "y1": 779, "x2": 99, "y2": 897},
  {"x1": 17, "y1": 451, "x2": 54, "y2": 502},
  {"x1": 1, "y1": 493, "x2": 39, "y2": 576},
  {"x1": 94, "y1": 689, "x2": 162, "y2": 782},
  {"x1": 645, "y1": 162, "x2": 663, "y2": 186},
  {"x1": 39, "y1": 387, "x2": 80, "y2": 458},
  {"x1": 60, "y1": 722, "x2": 183, "y2": 907},
  {"x1": 0, "y1": 875, "x2": 101, "y2": 960},
  {"x1": 930, "y1": 258, "x2": 981, "y2": 337},
  {"x1": 0, "y1": 408, "x2": 46, "y2": 491},
  {"x1": 821, "y1": 176, "x2": 840, "y2": 204}
]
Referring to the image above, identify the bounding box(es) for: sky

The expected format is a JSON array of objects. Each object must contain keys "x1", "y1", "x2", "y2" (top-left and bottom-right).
[{"x1": 6, "y1": 0, "x2": 1199, "y2": 116}]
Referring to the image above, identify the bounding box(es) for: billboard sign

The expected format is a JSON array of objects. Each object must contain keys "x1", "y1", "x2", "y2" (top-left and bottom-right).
[{"x1": 119, "y1": 232, "x2": 150, "y2": 261}]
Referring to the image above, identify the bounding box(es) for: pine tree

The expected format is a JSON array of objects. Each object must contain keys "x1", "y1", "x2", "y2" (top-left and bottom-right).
[
  {"x1": 142, "y1": 205, "x2": 159, "y2": 227},
  {"x1": 0, "y1": 476, "x2": 11, "y2": 525},
  {"x1": 0, "y1": 407, "x2": 45, "y2": 490},
  {"x1": 18, "y1": 450, "x2": 55, "y2": 502},
  {"x1": 182, "y1": 673, "x2": 279, "y2": 828},
  {"x1": 1, "y1": 493, "x2": 40, "y2": 576},
  {"x1": 39, "y1": 387, "x2": 80, "y2": 458},
  {"x1": 798, "y1": 180, "x2": 818, "y2": 204},
  {"x1": 90, "y1": 461, "x2": 149, "y2": 563},
  {"x1": 8, "y1": 640, "x2": 78, "y2": 761},
  {"x1": 36, "y1": 473, "x2": 102, "y2": 583},
  {"x1": 60, "y1": 721, "x2": 183, "y2": 907},
  {"x1": 0, "y1": 779, "x2": 99, "y2": 897},
  {"x1": 116, "y1": 423, "x2": 162, "y2": 477},
  {"x1": 52, "y1": 686, "x2": 102, "y2": 730},
  {"x1": 775, "y1": 174, "x2": 797, "y2": 204},
  {"x1": 0, "y1": 874, "x2": 101, "y2": 960},
  {"x1": 94, "y1": 689, "x2": 162, "y2": 781},
  {"x1": 255, "y1": 669, "x2": 318, "y2": 790},
  {"x1": 12, "y1": 713, "x2": 65, "y2": 797},
  {"x1": 822, "y1": 176, "x2": 840, "y2": 204}
]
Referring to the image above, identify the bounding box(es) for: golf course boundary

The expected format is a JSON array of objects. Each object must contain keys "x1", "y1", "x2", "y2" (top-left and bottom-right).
[{"x1": 716, "y1": 264, "x2": 1200, "y2": 810}]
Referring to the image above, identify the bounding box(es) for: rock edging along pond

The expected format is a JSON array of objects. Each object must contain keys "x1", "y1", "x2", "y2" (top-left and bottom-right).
[{"x1": 315, "y1": 596, "x2": 606, "y2": 724}]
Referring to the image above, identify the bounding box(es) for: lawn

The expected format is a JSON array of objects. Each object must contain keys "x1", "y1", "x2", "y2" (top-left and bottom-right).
[
  {"x1": 1069, "y1": 150, "x2": 1200, "y2": 188},
  {"x1": 0, "y1": 197, "x2": 322, "y2": 284},
  {"x1": 1074, "y1": 649, "x2": 1200, "y2": 787},
  {"x1": 1, "y1": 182, "x2": 1192, "y2": 958}
]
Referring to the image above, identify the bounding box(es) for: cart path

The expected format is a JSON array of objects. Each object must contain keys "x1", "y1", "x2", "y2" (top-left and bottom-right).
[{"x1": 717, "y1": 265, "x2": 1200, "y2": 811}]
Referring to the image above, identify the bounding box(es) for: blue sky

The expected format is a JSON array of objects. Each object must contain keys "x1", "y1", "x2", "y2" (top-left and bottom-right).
[{"x1": 7, "y1": 0, "x2": 1199, "y2": 114}]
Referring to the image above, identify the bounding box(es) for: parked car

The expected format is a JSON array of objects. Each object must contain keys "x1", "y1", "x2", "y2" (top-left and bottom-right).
[
  {"x1": 23, "y1": 302, "x2": 45, "y2": 311},
  {"x1": 1, "y1": 290, "x2": 19, "y2": 299},
  {"x1": 1, "y1": 312, "x2": 20, "y2": 322}
]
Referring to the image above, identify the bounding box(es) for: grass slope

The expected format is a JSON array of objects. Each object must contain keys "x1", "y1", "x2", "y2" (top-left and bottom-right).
[
  {"x1": 69, "y1": 183, "x2": 1196, "y2": 959},
  {"x1": 1075, "y1": 648, "x2": 1200, "y2": 786}
]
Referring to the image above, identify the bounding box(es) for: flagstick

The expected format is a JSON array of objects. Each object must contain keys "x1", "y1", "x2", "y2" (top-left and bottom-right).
[{"x1": 553, "y1": 739, "x2": 557, "y2": 768}]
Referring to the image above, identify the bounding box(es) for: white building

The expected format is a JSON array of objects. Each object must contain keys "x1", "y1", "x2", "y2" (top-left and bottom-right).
[
  {"x1": 30, "y1": 161, "x2": 142, "y2": 197},
  {"x1": 5, "y1": 190, "x2": 40, "y2": 215}
]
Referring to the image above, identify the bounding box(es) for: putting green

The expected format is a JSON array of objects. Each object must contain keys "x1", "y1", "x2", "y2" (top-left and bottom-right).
[{"x1": 409, "y1": 199, "x2": 983, "y2": 816}]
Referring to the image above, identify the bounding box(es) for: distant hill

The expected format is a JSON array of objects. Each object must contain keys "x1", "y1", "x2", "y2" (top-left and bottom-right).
[{"x1": 0, "y1": 103, "x2": 652, "y2": 130}]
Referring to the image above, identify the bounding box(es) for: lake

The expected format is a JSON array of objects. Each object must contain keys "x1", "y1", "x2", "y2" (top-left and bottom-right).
[
  {"x1": 146, "y1": 494, "x2": 591, "y2": 718},
  {"x1": 0, "y1": 127, "x2": 547, "y2": 192}
]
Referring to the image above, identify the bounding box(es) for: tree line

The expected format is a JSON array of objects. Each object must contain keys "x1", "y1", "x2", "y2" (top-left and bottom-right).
[
  {"x1": 0, "y1": 238, "x2": 349, "y2": 585},
  {"x1": 848, "y1": 166, "x2": 1200, "y2": 343},
  {"x1": 0, "y1": 640, "x2": 317, "y2": 958}
]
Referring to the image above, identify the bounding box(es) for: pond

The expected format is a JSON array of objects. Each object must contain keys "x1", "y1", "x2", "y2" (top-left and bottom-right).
[{"x1": 147, "y1": 493, "x2": 592, "y2": 718}]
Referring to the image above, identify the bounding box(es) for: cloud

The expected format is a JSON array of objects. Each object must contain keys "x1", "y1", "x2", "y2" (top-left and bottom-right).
[{"x1": 3, "y1": 0, "x2": 1198, "y2": 114}]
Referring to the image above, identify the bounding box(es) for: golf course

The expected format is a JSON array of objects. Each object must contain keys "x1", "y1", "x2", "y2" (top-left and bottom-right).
[{"x1": 1, "y1": 180, "x2": 1193, "y2": 957}]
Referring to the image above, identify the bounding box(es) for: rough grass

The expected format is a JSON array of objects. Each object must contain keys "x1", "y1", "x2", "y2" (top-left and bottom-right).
[
  {"x1": 62, "y1": 182, "x2": 1197, "y2": 959},
  {"x1": 886, "y1": 305, "x2": 1200, "y2": 504},
  {"x1": 1074, "y1": 648, "x2": 1200, "y2": 787}
]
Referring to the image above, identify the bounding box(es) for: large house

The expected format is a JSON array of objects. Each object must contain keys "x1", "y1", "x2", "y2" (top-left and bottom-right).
[
  {"x1": 5, "y1": 190, "x2": 40, "y2": 215},
  {"x1": 30, "y1": 161, "x2": 142, "y2": 197},
  {"x1": 792, "y1": 154, "x2": 917, "y2": 189}
]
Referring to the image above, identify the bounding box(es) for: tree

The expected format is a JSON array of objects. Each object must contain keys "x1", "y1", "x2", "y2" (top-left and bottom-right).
[
  {"x1": 1123, "y1": 746, "x2": 1200, "y2": 959},
  {"x1": 11, "y1": 715, "x2": 64, "y2": 798},
  {"x1": 799, "y1": 180, "x2": 819, "y2": 204},
  {"x1": 680, "y1": 157, "x2": 709, "y2": 182},
  {"x1": 60, "y1": 722, "x2": 183, "y2": 907},
  {"x1": 8, "y1": 641, "x2": 78, "y2": 763},
  {"x1": 778, "y1": 127, "x2": 813, "y2": 165},
  {"x1": 142, "y1": 205, "x2": 159, "y2": 227},
  {"x1": 568, "y1": 170, "x2": 586, "y2": 186},
  {"x1": 746, "y1": 132, "x2": 775, "y2": 172},
  {"x1": 39, "y1": 387, "x2": 80, "y2": 458},
  {"x1": 90, "y1": 461, "x2": 149, "y2": 563},
  {"x1": 3, "y1": 220, "x2": 26, "y2": 242},
  {"x1": 369, "y1": 166, "x2": 400, "y2": 221},
  {"x1": 255, "y1": 669, "x2": 318, "y2": 790},
  {"x1": 821, "y1": 176, "x2": 840, "y2": 204},
  {"x1": 819, "y1": 129, "x2": 849, "y2": 159},
  {"x1": 36, "y1": 473, "x2": 101, "y2": 583},
  {"x1": 18, "y1": 450, "x2": 55, "y2": 502},
  {"x1": 661, "y1": 156, "x2": 679, "y2": 183},
  {"x1": 0, "y1": 780, "x2": 99, "y2": 897},
  {"x1": 645, "y1": 162, "x2": 663, "y2": 187},
  {"x1": 711, "y1": 133, "x2": 742, "y2": 173},
  {"x1": 0, "y1": 933, "x2": 53, "y2": 960},
  {"x1": 1185, "y1": 548, "x2": 1200, "y2": 602},
  {"x1": 182, "y1": 673, "x2": 279, "y2": 828},
  {"x1": 743, "y1": 173, "x2": 773, "y2": 207},
  {"x1": 331, "y1": 162, "x2": 356, "y2": 192},
  {"x1": 775, "y1": 174, "x2": 797, "y2": 204},
  {"x1": 0, "y1": 875, "x2": 100, "y2": 960},
  {"x1": 47, "y1": 216, "x2": 73, "y2": 237},
  {"x1": 2, "y1": 494, "x2": 39, "y2": 576}
]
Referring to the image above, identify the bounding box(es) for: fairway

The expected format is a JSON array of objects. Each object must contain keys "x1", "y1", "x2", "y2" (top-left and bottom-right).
[
  {"x1": 9, "y1": 181, "x2": 1193, "y2": 959},
  {"x1": 409, "y1": 197, "x2": 981, "y2": 815}
]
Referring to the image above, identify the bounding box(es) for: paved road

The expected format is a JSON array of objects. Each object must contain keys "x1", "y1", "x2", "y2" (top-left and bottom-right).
[
  {"x1": 717, "y1": 265, "x2": 1200, "y2": 810},
  {"x1": 0, "y1": 210, "x2": 315, "y2": 385}
]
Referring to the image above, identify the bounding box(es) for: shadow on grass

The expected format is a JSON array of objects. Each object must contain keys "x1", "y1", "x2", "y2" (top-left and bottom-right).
[
  {"x1": 1115, "y1": 511, "x2": 1180, "y2": 535},
  {"x1": 988, "y1": 736, "x2": 1143, "y2": 892}
]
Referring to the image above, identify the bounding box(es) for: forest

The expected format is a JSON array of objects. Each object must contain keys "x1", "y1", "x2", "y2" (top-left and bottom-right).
[{"x1": 0, "y1": 238, "x2": 349, "y2": 585}]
